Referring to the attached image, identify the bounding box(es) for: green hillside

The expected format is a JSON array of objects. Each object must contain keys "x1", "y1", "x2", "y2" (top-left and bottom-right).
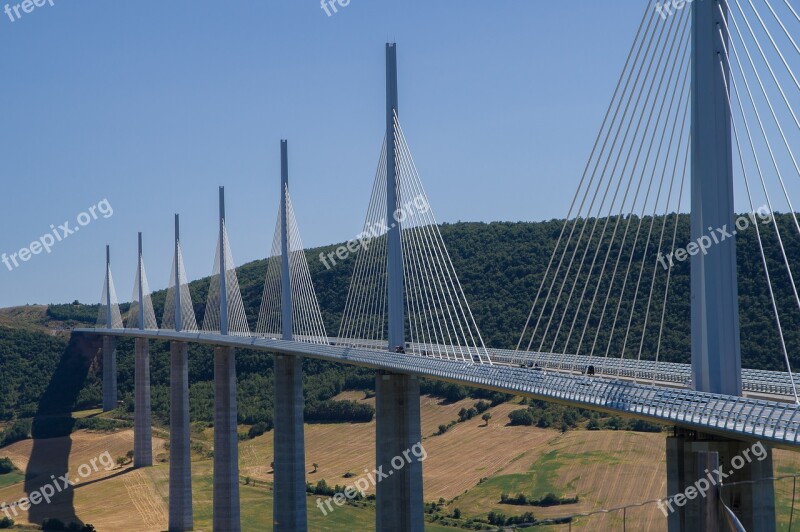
[{"x1": 1, "y1": 216, "x2": 799, "y2": 435}]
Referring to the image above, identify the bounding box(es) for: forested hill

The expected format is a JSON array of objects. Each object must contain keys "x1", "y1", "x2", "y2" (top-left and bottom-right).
[
  {"x1": 45, "y1": 215, "x2": 800, "y2": 371},
  {"x1": 2, "y1": 216, "x2": 799, "y2": 428}
]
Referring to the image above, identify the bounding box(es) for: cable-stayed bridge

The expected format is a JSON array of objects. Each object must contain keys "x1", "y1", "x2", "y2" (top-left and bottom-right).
[{"x1": 72, "y1": 1, "x2": 800, "y2": 530}]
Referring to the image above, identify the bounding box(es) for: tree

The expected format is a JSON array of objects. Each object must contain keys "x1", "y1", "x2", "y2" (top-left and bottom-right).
[
  {"x1": 248, "y1": 421, "x2": 270, "y2": 439},
  {"x1": 482, "y1": 412, "x2": 492, "y2": 426},
  {"x1": 0, "y1": 458, "x2": 14, "y2": 475},
  {"x1": 604, "y1": 416, "x2": 625, "y2": 431},
  {"x1": 474, "y1": 400, "x2": 490, "y2": 413},
  {"x1": 311, "y1": 463, "x2": 319, "y2": 473},
  {"x1": 508, "y1": 409, "x2": 535, "y2": 426}
]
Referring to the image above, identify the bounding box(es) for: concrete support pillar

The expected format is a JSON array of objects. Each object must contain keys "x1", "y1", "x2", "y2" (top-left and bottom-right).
[
  {"x1": 273, "y1": 354, "x2": 307, "y2": 532},
  {"x1": 666, "y1": 430, "x2": 775, "y2": 532},
  {"x1": 102, "y1": 336, "x2": 117, "y2": 412},
  {"x1": 375, "y1": 371, "x2": 423, "y2": 532},
  {"x1": 169, "y1": 341, "x2": 193, "y2": 532},
  {"x1": 214, "y1": 346, "x2": 241, "y2": 531},
  {"x1": 134, "y1": 338, "x2": 152, "y2": 468}
]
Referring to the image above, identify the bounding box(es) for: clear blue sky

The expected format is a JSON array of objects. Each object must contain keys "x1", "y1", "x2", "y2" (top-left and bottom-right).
[{"x1": 0, "y1": 1, "x2": 645, "y2": 307}]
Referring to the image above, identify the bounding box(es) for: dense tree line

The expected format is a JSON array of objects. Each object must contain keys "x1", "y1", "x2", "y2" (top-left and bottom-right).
[
  {"x1": 64, "y1": 216, "x2": 800, "y2": 371},
  {"x1": 2, "y1": 217, "x2": 799, "y2": 435},
  {"x1": 305, "y1": 399, "x2": 374, "y2": 423}
]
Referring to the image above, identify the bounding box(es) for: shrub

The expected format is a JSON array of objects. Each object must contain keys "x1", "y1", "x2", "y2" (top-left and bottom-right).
[
  {"x1": 604, "y1": 416, "x2": 625, "y2": 430},
  {"x1": 0, "y1": 458, "x2": 14, "y2": 474},
  {"x1": 500, "y1": 492, "x2": 528, "y2": 505},
  {"x1": 305, "y1": 400, "x2": 374, "y2": 423},
  {"x1": 73, "y1": 417, "x2": 131, "y2": 432},
  {"x1": 487, "y1": 511, "x2": 507, "y2": 525},
  {"x1": 629, "y1": 419, "x2": 663, "y2": 433},
  {"x1": 500, "y1": 491, "x2": 579, "y2": 507},
  {"x1": 458, "y1": 407, "x2": 479, "y2": 422},
  {"x1": 0, "y1": 419, "x2": 31, "y2": 446},
  {"x1": 247, "y1": 421, "x2": 271, "y2": 439},
  {"x1": 540, "y1": 492, "x2": 560, "y2": 506},
  {"x1": 536, "y1": 413, "x2": 554, "y2": 428},
  {"x1": 489, "y1": 393, "x2": 512, "y2": 406},
  {"x1": 508, "y1": 409, "x2": 535, "y2": 426}
]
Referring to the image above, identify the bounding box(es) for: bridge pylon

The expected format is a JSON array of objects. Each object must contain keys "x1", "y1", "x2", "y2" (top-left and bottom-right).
[
  {"x1": 375, "y1": 42, "x2": 425, "y2": 532},
  {"x1": 133, "y1": 233, "x2": 153, "y2": 468},
  {"x1": 168, "y1": 215, "x2": 194, "y2": 532},
  {"x1": 100, "y1": 245, "x2": 119, "y2": 412},
  {"x1": 273, "y1": 140, "x2": 309, "y2": 532},
  {"x1": 213, "y1": 187, "x2": 242, "y2": 532},
  {"x1": 667, "y1": 1, "x2": 776, "y2": 530}
]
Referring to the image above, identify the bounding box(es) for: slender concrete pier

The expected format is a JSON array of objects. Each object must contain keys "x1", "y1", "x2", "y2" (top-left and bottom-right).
[
  {"x1": 101, "y1": 245, "x2": 117, "y2": 412},
  {"x1": 211, "y1": 188, "x2": 242, "y2": 531},
  {"x1": 273, "y1": 355, "x2": 307, "y2": 531},
  {"x1": 169, "y1": 341, "x2": 193, "y2": 532},
  {"x1": 134, "y1": 337, "x2": 152, "y2": 468},
  {"x1": 168, "y1": 216, "x2": 193, "y2": 531},
  {"x1": 667, "y1": 1, "x2": 777, "y2": 530},
  {"x1": 376, "y1": 372, "x2": 423, "y2": 532},
  {"x1": 375, "y1": 43, "x2": 424, "y2": 532},
  {"x1": 134, "y1": 233, "x2": 153, "y2": 468},
  {"x1": 667, "y1": 431, "x2": 775, "y2": 531},
  {"x1": 214, "y1": 346, "x2": 241, "y2": 531},
  {"x1": 273, "y1": 140, "x2": 308, "y2": 532},
  {"x1": 101, "y1": 336, "x2": 117, "y2": 412}
]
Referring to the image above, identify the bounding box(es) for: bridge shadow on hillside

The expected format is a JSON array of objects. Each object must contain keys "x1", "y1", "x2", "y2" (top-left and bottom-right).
[{"x1": 22, "y1": 332, "x2": 101, "y2": 527}]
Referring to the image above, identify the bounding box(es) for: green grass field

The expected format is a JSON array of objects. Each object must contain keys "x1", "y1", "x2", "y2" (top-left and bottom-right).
[
  {"x1": 0, "y1": 470, "x2": 24, "y2": 489},
  {"x1": 187, "y1": 464, "x2": 461, "y2": 531}
]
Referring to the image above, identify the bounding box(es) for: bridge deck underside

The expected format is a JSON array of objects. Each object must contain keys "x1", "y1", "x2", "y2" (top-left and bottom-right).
[{"x1": 76, "y1": 329, "x2": 800, "y2": 450}]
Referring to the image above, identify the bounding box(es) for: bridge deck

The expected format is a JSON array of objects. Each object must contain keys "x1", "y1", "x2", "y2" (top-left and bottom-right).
[
  {"x1": 332, "y1": 338, "x2": 798, "y2": 398},
  {"x1": 75, "y1": 328, "x2": 800, "y2": 450}
]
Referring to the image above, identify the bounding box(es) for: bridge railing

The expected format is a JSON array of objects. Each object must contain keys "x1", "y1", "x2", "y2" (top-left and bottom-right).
[{"x1": 80, "y1": 328, "x2": 800, "y2": 447}]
